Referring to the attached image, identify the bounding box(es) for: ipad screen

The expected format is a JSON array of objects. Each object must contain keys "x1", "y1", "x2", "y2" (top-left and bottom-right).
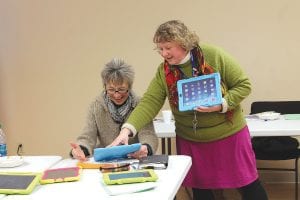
[{"x1": 108, "y1": 171, "x2": 151, "y2": 180}]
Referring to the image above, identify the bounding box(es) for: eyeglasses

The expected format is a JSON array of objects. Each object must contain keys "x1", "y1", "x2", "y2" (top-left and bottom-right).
[{"x1": 106, "y1": 88, "x2": 129, "y2": 95}]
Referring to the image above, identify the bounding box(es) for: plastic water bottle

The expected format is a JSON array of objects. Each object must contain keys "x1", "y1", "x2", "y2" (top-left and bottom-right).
[{"x1": 0, "y1": 124, "x2": 7, "y2": 157}]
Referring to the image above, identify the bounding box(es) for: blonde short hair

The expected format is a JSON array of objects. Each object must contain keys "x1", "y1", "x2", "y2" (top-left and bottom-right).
[{"x1": 153, "y1": 20, "x2": 199, "y2": 51}]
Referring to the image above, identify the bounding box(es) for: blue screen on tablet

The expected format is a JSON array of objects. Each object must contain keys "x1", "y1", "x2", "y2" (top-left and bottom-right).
[{"x1": 177, "y1": 73, "x2": 222, "y2": 111}]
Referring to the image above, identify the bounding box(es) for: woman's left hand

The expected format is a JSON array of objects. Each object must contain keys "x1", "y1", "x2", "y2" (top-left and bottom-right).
[
  {"x1": 128, "y1": 145, "x2": 148, "y2": 159},
  {"x1": 194, "y1": 104, "x2": 222, "y2": 113}
]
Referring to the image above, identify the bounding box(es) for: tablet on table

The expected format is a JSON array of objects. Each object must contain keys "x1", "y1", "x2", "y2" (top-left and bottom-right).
[
  {"x1": 0, "y1": 172, "x2": 40, "y2": 194},
  {"x1": 40, "y1": 166, "x2": 82, "y2": 184},
  {"x1": 102, "y1": 169, "x2": 158, "y2": 185}
]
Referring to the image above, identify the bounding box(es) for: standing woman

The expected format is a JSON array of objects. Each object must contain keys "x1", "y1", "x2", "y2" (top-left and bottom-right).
[
  {"x1": 111, "y1": 20, "x2": 268, "y2": 200},
  {"x1": 70, "y1": 58, "x2": 158, "y2": 161}
]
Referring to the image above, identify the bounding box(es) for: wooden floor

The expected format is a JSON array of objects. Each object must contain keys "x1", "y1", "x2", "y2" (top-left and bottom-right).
[{"x1": 176, "y1": 183, "x2": 297, "y2": 200}]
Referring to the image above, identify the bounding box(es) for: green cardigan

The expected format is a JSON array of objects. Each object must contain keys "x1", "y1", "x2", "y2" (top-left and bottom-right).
[{"x1": 126, "y1": 43, "x2": 251, "y2": 142}]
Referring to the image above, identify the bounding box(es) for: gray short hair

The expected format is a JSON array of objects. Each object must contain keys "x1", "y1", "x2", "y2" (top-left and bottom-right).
[
  {"x1": 153, "y1": 20, "x2": 199, "y2": 51},
  {"x1": 101, "y1": 58, "x2": 134, "y2": 89}
]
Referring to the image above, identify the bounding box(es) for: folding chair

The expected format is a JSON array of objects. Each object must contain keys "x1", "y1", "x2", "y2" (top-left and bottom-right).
[{"x1": 250, "y1": 101, "x2": 300, "y2": 200}]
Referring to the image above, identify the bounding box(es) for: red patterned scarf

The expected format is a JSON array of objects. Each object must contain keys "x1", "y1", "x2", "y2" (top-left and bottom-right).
[{"x1": 164, "y1": 46, "x2": 213, "y2": 107}]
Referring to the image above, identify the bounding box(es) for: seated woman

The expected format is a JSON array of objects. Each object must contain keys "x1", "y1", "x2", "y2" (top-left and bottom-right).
[{"x1": 70, "y1": 58, "x2": 158, "y2": 161}]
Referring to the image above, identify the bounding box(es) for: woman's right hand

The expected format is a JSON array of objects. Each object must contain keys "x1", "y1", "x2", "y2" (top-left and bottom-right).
[
  {"x1": 107, "y1": 128, "x2": 131, "y2": 147},
  {"x1": 70, "y1": 142, "x2": 87, "y2": 162}
]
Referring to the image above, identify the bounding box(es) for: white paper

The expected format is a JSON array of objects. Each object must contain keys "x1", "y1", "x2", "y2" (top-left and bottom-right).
[{"x1": 102, "y1": 181, "x2": 157, "y2": 196}]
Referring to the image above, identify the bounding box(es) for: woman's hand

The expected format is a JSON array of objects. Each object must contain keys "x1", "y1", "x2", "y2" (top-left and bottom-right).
[
  {"x1": 128, "y1": 145, "x2": 148, "y2": 159},
  {"x1": 108, "y1": 128, "x2": 131, "y2": 147},
  {"x1": 70, "y1": 142, "x2": 87, "y2": 162},
  {"x1": 194, "y1": 104, "x2": 222, "y2": 113}
]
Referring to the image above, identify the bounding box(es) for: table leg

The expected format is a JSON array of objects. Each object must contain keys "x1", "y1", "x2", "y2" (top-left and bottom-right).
[
  {"x1": 167, "y1": 138, "x2": 172, "y2": 155},
  {"x1": 161, "y1": 138, "x2": 166, "y2": 154}
]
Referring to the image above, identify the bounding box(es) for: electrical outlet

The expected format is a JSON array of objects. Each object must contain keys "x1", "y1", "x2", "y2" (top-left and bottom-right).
[{"x1": 17, "y1": 143, "x2": 24, "y2": 156}]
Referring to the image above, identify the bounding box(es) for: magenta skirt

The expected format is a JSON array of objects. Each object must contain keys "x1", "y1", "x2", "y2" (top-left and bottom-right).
[{"x1": 176, "y1": 126, "x2": 258, "y2": 189}]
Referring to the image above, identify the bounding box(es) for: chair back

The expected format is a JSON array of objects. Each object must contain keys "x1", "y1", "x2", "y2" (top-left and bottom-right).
[
  {"x1": 250, "y1": 101, "x2": 300, "y2": 115},
  {"x1": 251, "y1": 101, "x2": 300, "y2": 160}
]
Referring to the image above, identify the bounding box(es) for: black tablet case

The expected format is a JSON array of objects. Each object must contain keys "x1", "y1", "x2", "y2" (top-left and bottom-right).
[{"x1": 139, "y1": 155, "x2": 169, "y2": 169}]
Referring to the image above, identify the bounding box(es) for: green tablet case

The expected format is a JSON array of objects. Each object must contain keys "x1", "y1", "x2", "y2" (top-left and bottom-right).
[
  {"x1": 0, "y1": 172, "x2": 40, "y2": 194},
  {"x1": 102, "y1": 169, "x2": 158, "y2": 185}
]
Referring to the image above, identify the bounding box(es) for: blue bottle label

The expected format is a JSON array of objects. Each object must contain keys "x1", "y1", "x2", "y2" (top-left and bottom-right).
[{"x1": 0, "y1": 144, "x2": 7, "y2": 157}]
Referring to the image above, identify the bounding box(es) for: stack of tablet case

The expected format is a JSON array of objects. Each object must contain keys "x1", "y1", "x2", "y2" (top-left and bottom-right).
[
  {"x1": 99, "y1": 163, "x2": 130, "y2": 173},
  {"x1": 93, "y1": 143, "x2": 141, "y2": 161},
  {"x1": 177, "y1": 73, "x2": 222, "y2": 111}
]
